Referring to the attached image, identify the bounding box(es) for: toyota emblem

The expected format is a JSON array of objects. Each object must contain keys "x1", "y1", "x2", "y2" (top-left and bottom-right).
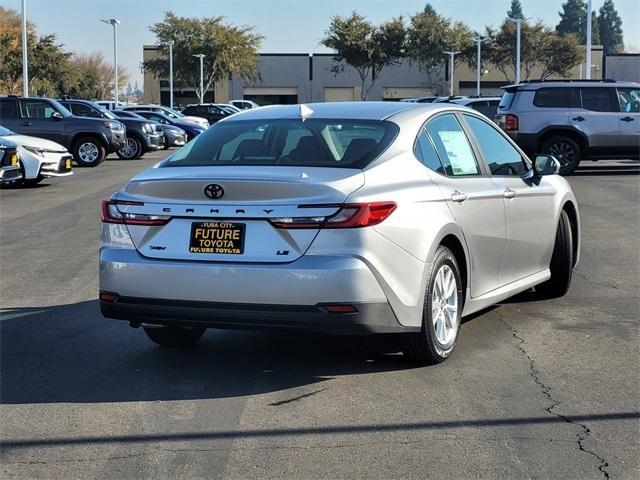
[{"x1": 204, "y1": 184, "x2": 224, "y2": 199}]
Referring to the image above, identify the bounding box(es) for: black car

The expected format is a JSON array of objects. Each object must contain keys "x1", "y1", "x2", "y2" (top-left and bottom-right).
[
  {"x1": 181, "y1": 104, "x2": 233, "y2": 124},
  {"x1": 59, "y1": 99, "x2": 164, "y2": 160},
  {"x1": 0, "y1": 96, "x2": 126, "y2": 167},
  {"x1": 0, "y1": 139, "x2": 22, "y2": 185}
]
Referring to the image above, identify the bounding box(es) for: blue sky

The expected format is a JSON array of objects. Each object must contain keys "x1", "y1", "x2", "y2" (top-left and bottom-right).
[{"x1": 2, "y1": 0, "x2": 639, "y2": 87}]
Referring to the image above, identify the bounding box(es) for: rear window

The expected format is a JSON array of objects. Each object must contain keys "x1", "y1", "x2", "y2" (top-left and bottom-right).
[
  {"x1": 164, "y1": 119, "x2": 398, "y2": 169},
  {"x1": 498, "y1": 92, "x2": 515, "y2": 110},
  {"x1": 533, "y1": 88, "x2": 580, "y2": 108}
]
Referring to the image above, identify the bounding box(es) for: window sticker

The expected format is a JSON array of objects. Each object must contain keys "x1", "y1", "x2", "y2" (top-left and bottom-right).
[{"x1": 438, "y1": 131, "x2": 478, "y2": 175}]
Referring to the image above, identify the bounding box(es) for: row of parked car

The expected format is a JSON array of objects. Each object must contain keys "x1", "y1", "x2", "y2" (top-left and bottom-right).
[{"x1": 0, "y1": 95, "x2": 260, "y2": 186}]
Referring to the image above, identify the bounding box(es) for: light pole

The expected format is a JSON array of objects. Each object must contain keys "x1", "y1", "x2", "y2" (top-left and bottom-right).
[
  {"x1": 167, "y1": 41, "x2": 174, "y2": 109},
  {"x1": 507, "y1": 18, "x2": 524, "y2": 84},
  {"x1": 586, "y1": 0, "x2": 592, "y2": 79},
  {"x1": 21, "y1": 0, "x2": 28, "y2": 97},
  {"x1": 444, "y1": 51, "x2": 460, "y2": 97},
  {"x1": 193, "y1": 54, "x2": 205, "y2": 104},
  {"x1": 101, "y1": 18, "x2": 120, "y2": 103},
  {"x1": 474, "y1": 37, "x2": 488, "y2": 97}
]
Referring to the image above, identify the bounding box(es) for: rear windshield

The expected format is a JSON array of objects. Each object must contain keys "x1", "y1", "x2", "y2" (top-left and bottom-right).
[
  {"x1": 163, "y1": 119, "x2": 399, "y2": 168},
  {"x1": 498, "y1": 91, "x2": 515, "y2": 110}
]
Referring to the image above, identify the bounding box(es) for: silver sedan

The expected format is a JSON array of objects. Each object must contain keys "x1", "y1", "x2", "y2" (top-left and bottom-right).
[{"x1": 100, "y1": 102, "x2": 580, "y2": 364}]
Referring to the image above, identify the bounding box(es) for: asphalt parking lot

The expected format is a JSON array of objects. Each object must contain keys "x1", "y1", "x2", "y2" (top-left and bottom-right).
[{"x1": 0, "y1": 151, "x2": 638, "y2": 479}]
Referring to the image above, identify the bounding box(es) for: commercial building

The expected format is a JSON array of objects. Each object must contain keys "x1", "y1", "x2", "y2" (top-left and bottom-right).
[{"x1": 143, "y1": 45, "x2": 605, "y2": 107}]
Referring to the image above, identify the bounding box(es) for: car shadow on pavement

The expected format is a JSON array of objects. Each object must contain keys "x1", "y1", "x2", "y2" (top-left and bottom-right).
[
  {"x1": 573, "y1": 164, "x2": 640, "y2": 176},
  {"x1": 0, "y1": 301, "x2": 413, "y2": 405}
]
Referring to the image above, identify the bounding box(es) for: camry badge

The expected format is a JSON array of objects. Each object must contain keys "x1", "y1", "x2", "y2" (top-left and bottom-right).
[{"x1": 204, "y1": 184, "x2": 224, "y2": 199}]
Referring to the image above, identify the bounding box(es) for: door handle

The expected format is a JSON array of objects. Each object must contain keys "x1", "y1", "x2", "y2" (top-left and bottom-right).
[
  {"x1": 572, "y1": 116, "x2": 586, "y2": 122},
  {"x1": 621, "y1": 116, "x2": 635, "y2": 122},
  {"x1": 503, "y1": 188, "x2": 517, "y2": 199},
  {"x1": 21, "y1": 121, "x2": 32, "y2": 126},
  {"x1": 450, "y1": 190, "x2": 468, "y2": 203}
]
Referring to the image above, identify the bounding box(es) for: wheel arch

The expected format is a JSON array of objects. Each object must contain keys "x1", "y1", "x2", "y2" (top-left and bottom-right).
[
  {"x1": 537, "y1": 127, "x2": 588, "y2": 152},
  {"x1": 561, "y1": 200, "x2": 580, "y2": 267},
  {"x1": 425, "y1": 224, "x2": 470, "y2": 302},
  {"x1": 71, "y1": 133, "x2": 107, "y2": 149}
]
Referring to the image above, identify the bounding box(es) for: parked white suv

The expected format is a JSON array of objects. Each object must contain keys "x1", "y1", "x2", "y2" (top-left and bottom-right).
[{"x1": 496, "y1": 80, "x2": 640, "y2": 175}]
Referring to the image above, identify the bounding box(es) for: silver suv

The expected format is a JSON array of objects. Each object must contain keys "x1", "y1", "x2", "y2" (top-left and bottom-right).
[{"x1": 496, "y1": 80, "x2": 640, "y2": 174}]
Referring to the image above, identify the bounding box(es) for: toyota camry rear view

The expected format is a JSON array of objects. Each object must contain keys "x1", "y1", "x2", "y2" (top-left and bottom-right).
[{"x1": 100, "y1": 102, "x2": 580, "y2": 364}]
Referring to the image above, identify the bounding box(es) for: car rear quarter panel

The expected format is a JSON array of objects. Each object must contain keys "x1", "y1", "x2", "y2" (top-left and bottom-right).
[{"x1": 309, "y1": 152, "x2": 471, "y2": 328}]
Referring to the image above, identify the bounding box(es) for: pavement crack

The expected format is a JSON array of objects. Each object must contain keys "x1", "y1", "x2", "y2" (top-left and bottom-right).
[
  {"x1": 498, "y1": 312, "x2": 610, "y2": 479},
  {"x1": 574, "y1": 271, "x2": 619, "y2": 290},
  {"x1": 269, "y1": 387, "x2": 328, "y2": 406}
]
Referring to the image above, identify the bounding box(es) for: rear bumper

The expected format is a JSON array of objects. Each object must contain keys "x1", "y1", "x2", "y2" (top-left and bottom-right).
[
  {"x1": 100, "y1": 297, "x2": 411, "y2": 334},
  {"x1": 99, "y1": 247, "x2": 412, "y2": 334}
]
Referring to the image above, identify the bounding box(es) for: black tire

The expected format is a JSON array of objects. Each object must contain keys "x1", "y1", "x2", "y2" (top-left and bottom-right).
[
  {"x1": 535, "y1": 210, "x2": 573, "y2": 299},
  {"x1": 117, "y1": 136, "x2": 142, "y2": 160},
  {"x1": 23, "y1": 176, "x2": 43, "y2": 186},
  {"x1": 540, "y1": 136, "x2": 581, "y2": 175},
  {"x1": 72, "y1": 137, "x2": 105, "y2": 167},
  {"x1": 163, "y1": 137, "x2": 170, "y2": 150},
  {"x1": 143, "y1": 325, "x2": 206, "y2": 348},
  {"x1": 402, "y1": 246, "x2": 463, "y2": 365}
]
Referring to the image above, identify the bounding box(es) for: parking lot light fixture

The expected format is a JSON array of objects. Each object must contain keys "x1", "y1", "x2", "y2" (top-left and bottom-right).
[
  {"x1": 193, "y1": 54, "x2": 205, "y2": 104},
  {"x1": 167, "y1": 41, "x2": 174, "y2": 109},
  {"x1": 475, "y1": 37, "x2": 489, "y2": 97},
  {"x1": 21, "y1": 0, "x2": 28, "y2": 97},
  {"x1": 507, "y1": 18, "x2": 523, "y2": 84},
  {"x1": 586, "y1": 0, "x2": 592, "y2": 79},
  {"x1": 101, "y1": 19, "x2": 121, "y2": 103},
  {"x1": 444, "y1": 51, "x2": 460, "y2": 97}
]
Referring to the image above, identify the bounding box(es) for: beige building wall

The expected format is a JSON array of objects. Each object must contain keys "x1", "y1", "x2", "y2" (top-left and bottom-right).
[
  {"x1": 143, "y1": 47, "x2": 162, "y2": 104},
  {"x1": 324, "y1": 87, "x2": 357, "y2": 102}
]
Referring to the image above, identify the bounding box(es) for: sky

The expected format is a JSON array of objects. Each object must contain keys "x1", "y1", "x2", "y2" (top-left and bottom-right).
[{"x1": 2, "y1": 0, "x2": 639, "y2": 87}]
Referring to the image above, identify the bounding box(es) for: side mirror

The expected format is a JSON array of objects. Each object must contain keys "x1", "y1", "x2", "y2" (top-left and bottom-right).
[
  {"x1": 51, "y1": 111, "x2": 63, "y2": 121},
  {"x1": 533, "y1": 154, "x2": 560, "y2": 176}
]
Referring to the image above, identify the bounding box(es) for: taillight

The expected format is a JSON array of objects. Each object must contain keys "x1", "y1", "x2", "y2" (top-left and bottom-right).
[
  {"x1": 101, "y1": 200, "x2": 171, "y2": 226},
  {"x1": 269, "y1": 202, "x2": 397, "y2": 229},
  {"x1": 504, "y1": 114, "x2": 519, "y2": 131}
]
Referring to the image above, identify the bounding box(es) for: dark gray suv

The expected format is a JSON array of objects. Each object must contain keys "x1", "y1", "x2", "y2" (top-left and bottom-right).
[
  {"x1": 496, "y1": 80, "x2": 639, "y2": 174},
  {"x1": 0, "y1": 96, "x2": 126, "y2": 167}
]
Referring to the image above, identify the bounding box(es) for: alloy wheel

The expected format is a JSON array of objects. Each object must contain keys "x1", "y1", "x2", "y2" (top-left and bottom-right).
[
  {"x1": 119, "y1": 138, "x2": 139, "y2": 159},
  {"x1": 548, "y1": 142, "x2": 576, "y2": 167},
  {"x1": 431, "y1": 264, "x2": 458, "y2": 349},
  {"x1": 78, "y1": 142, "x2": 99, "y2": 163}
]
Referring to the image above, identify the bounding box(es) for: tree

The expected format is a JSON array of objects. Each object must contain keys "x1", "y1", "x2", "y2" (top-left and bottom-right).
[
  {"x1": 68, "y1": 52, "x2": 128, "y2": 100},
  {"x1": 406, "y1": 6, "x2": 473, "y2": 95},
  {"x1": 590, "y1": 10, "x2": 600, "y2": 46},
  {"x1": 485, "y1": 20, "x2": 582, "y2": 82},
  {"x1": 598, "y1": 0, "x2": 624, "y2": 54},
  {"x1": 0, "y1": 6, "x2": 36, "y2": 94},
  {"x1": 507, "y1": 0, "x2": 525, "y2": 20},
  {"x1": 143, "y1": 11, "x2": 262, "y2": 103},
  {"x1": 322, "y1": 12, "x2": 406, "y2": 100},
  {"x1": 556, "y1": 0, "x2": 586, "y2": 40}
]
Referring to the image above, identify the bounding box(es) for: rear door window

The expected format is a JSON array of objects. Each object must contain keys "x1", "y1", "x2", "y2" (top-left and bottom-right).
[
  {"x1": 580, "y1": 88, "x2": 617, "y2": 112},
  {"x1": 533, "y1": 88, "x2": 580, "y2": 108},
  {"x1": 424, "y1": 114, "x2": 480, "y2": 176}
]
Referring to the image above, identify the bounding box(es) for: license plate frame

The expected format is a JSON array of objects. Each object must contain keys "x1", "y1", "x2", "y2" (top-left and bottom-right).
[{"x1": 189, "y1": 221, "x2": 245, "y2": 255}]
